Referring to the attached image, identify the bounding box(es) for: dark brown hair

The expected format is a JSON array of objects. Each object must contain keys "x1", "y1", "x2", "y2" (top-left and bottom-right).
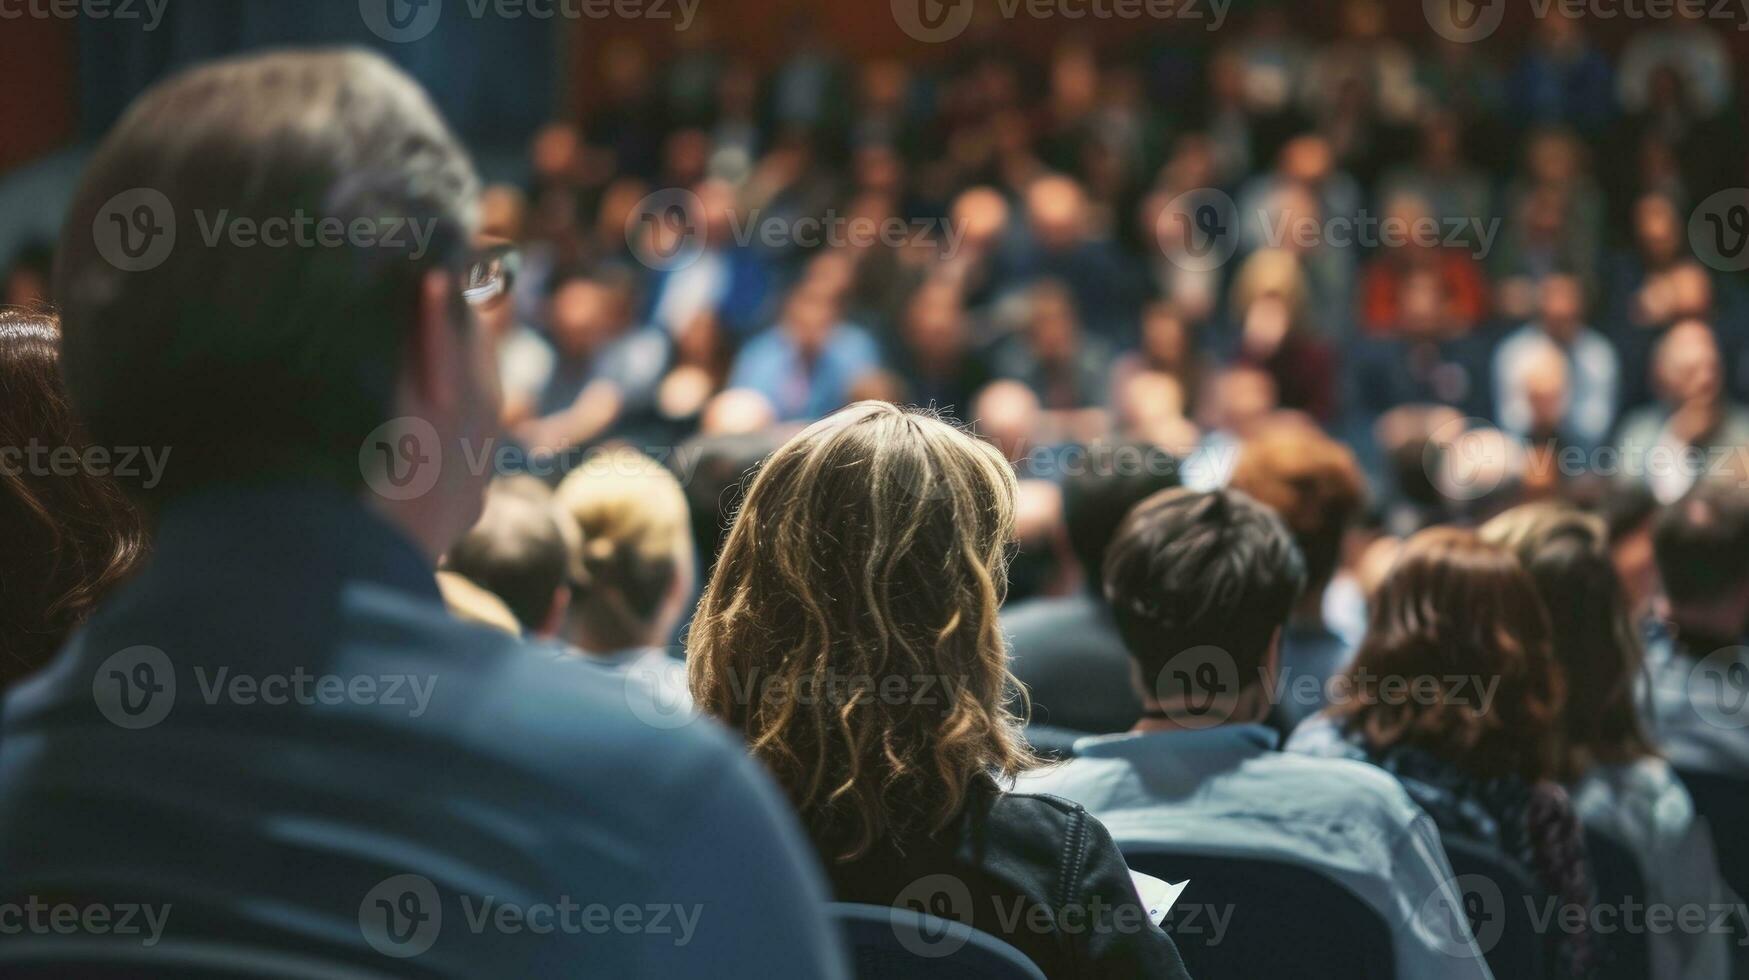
[
  {"x1": 0, "y1": 309, "x2": 144, "y2": 685},
  {"x1": 1335, "y1": 527, "x2": 1565, "y2": 782},
  {"x1": 688, "y1": 402, "x2": 1037, "y2": 861},
  {"x1": 1481, "y1": 504, "x2": 1656, "y2": 779}
]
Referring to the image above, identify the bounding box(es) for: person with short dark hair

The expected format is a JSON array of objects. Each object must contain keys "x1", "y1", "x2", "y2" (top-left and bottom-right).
[
  {"x1": 0, "y1": 309, "x2": 143, "y2": 688},
  {"x1": 442, "y1": 484, "x2": 571, "y2": 637},
  {"x1": 1641, "y1": 478, "x2": 1749, "y2": 775},
  {"x1": 1002, "y1": 441, "x2": 1180, "y2": 736},
  {"x1": 0, "y1": 49, "x2": 845, "y2": 977},
  {"x1": 1291, "y1": 528, "x2": 1598, "y2": 978},
  {"x1": 1023, "y1": 488, "x2": 1492, "y2": 980}
]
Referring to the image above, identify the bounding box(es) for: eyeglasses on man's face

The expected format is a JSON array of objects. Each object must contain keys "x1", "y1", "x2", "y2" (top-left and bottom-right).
[{"x1": 462, "y1": 243, "x2": 520, "y2": 308}]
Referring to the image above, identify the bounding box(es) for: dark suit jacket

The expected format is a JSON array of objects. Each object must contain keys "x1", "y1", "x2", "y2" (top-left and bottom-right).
[{"x1": 0, "y1": 483, "x2": 843, "y2": 978}]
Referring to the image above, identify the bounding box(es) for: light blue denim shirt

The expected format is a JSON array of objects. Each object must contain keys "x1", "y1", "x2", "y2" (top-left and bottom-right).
[{"x1": 1019, "y1": 723, "x2": 1494, "y2": 980}]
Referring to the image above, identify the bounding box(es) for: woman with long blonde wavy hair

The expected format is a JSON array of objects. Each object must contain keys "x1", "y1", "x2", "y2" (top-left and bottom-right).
[{"x1": 688, "y1": 401, "x2": 1187, "y2": 979}]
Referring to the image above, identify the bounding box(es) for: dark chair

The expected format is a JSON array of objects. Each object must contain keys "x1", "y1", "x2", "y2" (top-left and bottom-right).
[
  {"x1": 1584, "y1": 826, "x2": 1651, "y2": 980},
  {"x1": 830, "y1": 902, "x2": 1046, "y2": 980},
  {"x1": 1439, "y1": 834, "x2": 1549, "y2": 980},
  {"x1": 1672, "y1": 767, "x2": 1749, "y2": 979},
  {"x1": 1120, "y1": 844, "x2": 1395, "y2": 980}
]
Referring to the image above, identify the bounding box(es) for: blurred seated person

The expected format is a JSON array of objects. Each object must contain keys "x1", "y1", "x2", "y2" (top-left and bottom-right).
[
  {"x1": 1483, "y1": 503, "x2": 1729, "y2": 980},
  {"x1": 642, "y1": 178, "x2": 773, "y2": 339},
  {"x1": 1357, "y1": 192, "x2": 1489, "y2": 337},
  {"x1": 991, "y1": 279, "x2": 1113, "y2": 412},
  {"x1": 442, "y1": 481, "x2": 571, "y2": 638},
  {"x1": 554, "y1": 445, "x2": 695, "y2": 701},
  {"x1": 888, "y1": 279, "x2": 989, "y2": 418},
  {"x1": 999, "y1": 174, "x2": 1142, "y2": 340},
  {"x1": 1351, "y1": 268, "x2": 1492, "y2": 422},
  {"x1": 1019, "y1": 488, "x2": 1491, "y2": 980},
  {"x1": 688, "y1": 402, "x2": 1190, "y2": 978},
  {"x1": 1493, "y1": 272, "x2": 1617, "y2": 451},
  {"x1": 1110, "y1": 299, "x2": 1203, "y2": 417},
  {"x1": 1003, "y1": 442, "x2": 1181, "y2": 735},
  {"x1": 1186, "y1": 365, "x2": 1278, "y2": 490},
  {"x1": 1639, "y1": 479, "x2": 1749, "y2": 775},
  {"x1": 0, "y1": 310, "x2": 144, "y2": 689},
  {"x1": 728, "y1": 277, "x2": 881, "y2": 421},
  {"x1": 1229, "y1": 251, "x2": 1337, "y2": 423},
  {"x1": 517, "y1": 269, "x2": 670, "y2": 453},
  {"x1": 1289, "y1": 528, "x2": 1598, "y2": 978},
  {"x1": 1227, "y1": 426, "x2": 1367, "y2": 731},
  {"x1": 1613, "y1": 319, "x2": 1749, "y2": 504}
]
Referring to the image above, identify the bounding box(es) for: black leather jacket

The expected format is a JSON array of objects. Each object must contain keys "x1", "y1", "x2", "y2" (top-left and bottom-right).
[{"x1": 826, "y1": 783, "x2": 1192, "y2": 979}]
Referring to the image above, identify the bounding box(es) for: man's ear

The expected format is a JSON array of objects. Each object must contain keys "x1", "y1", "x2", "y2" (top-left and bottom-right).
[
  {"x1": 1261, "y1": 625, "x2": 1284, "y2": 688},
  {"x1": 407, "y1": 268, "x2": 460, "y2": 413}
]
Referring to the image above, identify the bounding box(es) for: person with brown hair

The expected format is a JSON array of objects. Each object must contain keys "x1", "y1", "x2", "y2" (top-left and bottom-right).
[
  {"x1": 689, "y1": 401, "x2": 1188, "y2": 979},
  {"x1": 0, "y1": 309, "x2": 143, "y2": 687},
  {"x1": 1228, "y1": 424, "x2": 1367, "y2": 729},
  {"x1": 1290, "y1": 527, "x2": 1598, "y2": 977},
  {"x1": 1483, "y1": 502, "x2": 1728, "y2": 980}
]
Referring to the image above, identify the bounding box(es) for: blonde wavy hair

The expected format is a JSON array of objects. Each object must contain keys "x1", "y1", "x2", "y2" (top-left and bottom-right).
[
  {"x1": 554, "y1": 445, "x2": 693, "y2": 651},
  {"x1": 688, "y1": 401, "x2": 1038, "y2": 861}
]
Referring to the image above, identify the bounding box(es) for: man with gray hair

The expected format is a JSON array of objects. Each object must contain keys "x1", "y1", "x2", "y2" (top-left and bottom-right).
[{"x1": 0, "y1": 49, "x2": 844, "y2": 978}]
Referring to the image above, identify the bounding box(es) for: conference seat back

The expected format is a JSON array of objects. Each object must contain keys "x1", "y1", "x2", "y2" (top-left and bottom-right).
[
  {"x1": 1439, "y1": 834, "x2": 1549, "y2": 980},
  {"x1": 830, "y1": 901, "x2": 1046, "y2": 980},
  {"x1": 1583, "y1": 826, "x2": 1651, "y2": 980},
  {"x1": 1120, "y1": 844, "x2": 1395, "y2": 980}
]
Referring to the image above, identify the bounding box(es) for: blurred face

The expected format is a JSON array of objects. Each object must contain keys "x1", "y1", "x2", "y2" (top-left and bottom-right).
[
  {"x1": 1539, "y1": 276, "x2": 1584, "y2": 337},
  {"x1": 1142, "y1": 305, "x2": 1187, "y2": 367},
  {"x1": 1659, "y1": 324, "x2": 1722, "y2": 404},
  {"x1": 548, "y1": 281, "x2": 615, "y2": 358},
  {"x1": 1635, "y1": 196, "x2": 1681, "y2": 263},
  {"x1": 1029, "y1": 293, "x2": 1079, "y2": 364},
  {"x1": 784, "y1": 285, "x2": 839, "y2": 357},
  {"x1": 905, "y1": 288, "x2": 965, "y2": 363}
]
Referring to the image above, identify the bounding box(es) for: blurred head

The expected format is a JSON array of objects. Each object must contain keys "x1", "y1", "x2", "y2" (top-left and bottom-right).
[
  {"x1": 1654, "y1": 479, "x2": 1749, "y2": 623},
  {"x1": 1518, "y1": 338, "x2": 1572, "y2": 434},
  {"x1": 554, "y1": 446, "x2": 694, "y2": 653},
  {"x1": 548, "y1": 276, "x2": 620, "y2": 359},
  {"x1": 0, "y1": 310, "x2": 145, "y2": 686},
  {"x1": 1062, "y1": 443, "x2": 1182, "y2": 595},
  {"x1": 1654, "y1": 319, "x2": 1723, "y2": 405},
  {"x1": 443, "y1": 484, "x2": 570, "y2": 638},
  {"x1": 1025, "y1": 175, "x2": 1086, "y2": 252},
  {"x1": 1229, "y1": 427, "x2": 1366, "y2": 596},
  {"x1": 1538, "y1": 273, "x2": 1585, "y2": 341},
  {"x1": 1634, "y1": 193, "x2": 1684, "y2": 266},
  {"x1": 1602, "y1": 482, "x2": 1661, "y2": 619},
  {"x1": 1336, "y1": 528, "x2": 1564, "y2": 781},
  {"x1": 1026, "y1": 280, "x2": 1080, "y2": 364},
  {"x1": 782, "y1": 280, "x2": 842, "y2": 358},
  {"x1": 54, "y1": 49, "x2": 490, "y2": 557},
  {"x1": 902, "y1": 281, "x2": 967, "y2": 366},
  {"x1": 972, "y1": 380, "x2": 1042, "y2": 462},
  {"x1": 1104, "y1": 488, "x2": 1306, "y2": 723},
  {"x1": 1481, "y1": 504, "x2": 1654, "y2": 775},
  {"x1": 688, "y1": 402, "x2": 1034, "y2": 859}
]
